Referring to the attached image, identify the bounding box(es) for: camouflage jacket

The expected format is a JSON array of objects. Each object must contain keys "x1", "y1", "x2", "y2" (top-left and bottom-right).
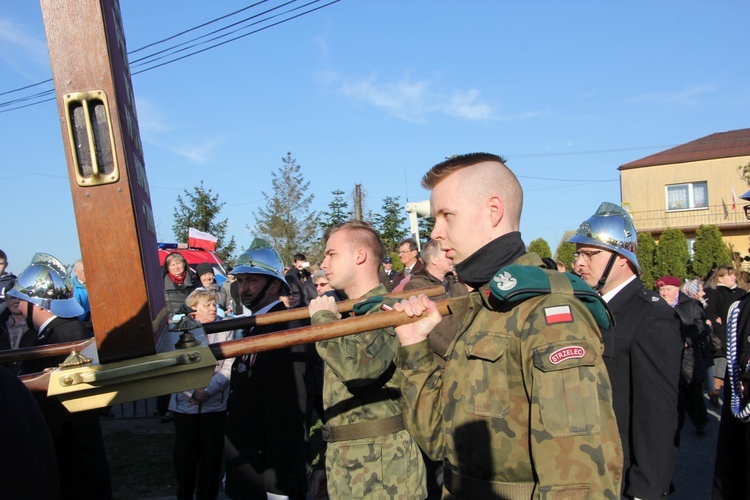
[
  {"x1": 397, "y1": 254, "x2": 623, "y2": 499},
  {"x1": 314, "y1": 283, "x2": 427, "y2": 499}
]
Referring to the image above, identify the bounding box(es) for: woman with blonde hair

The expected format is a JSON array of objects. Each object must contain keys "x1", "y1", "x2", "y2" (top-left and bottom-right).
[{"x1": 169, "y1": 288, "x2": 235, "y2": 500}]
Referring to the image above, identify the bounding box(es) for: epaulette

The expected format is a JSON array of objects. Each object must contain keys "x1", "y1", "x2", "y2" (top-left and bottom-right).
[
  {"x1": 490, "y1": 264, "x2": 614, "y2": 331},
  {"x1": 638, "y1": 288, "x2": 664, "y2": 305}
]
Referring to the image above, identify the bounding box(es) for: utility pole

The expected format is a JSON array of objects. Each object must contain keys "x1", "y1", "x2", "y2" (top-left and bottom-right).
[{"x1": 354, "y1": 183, "x2": 363, "y2": 220}]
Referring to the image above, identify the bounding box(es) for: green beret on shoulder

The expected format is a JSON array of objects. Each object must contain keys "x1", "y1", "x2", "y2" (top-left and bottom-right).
[{"x1": 490, "y1": 265, "x2": 614, "y2": 331}]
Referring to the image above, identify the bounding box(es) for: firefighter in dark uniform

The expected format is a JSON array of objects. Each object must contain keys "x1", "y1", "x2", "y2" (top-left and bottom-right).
[{"x1": 9, "y1": 253, "x2": 112, "y2": 499}]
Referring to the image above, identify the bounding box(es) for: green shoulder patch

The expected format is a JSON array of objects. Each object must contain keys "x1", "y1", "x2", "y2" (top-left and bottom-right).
[{"x1": 490, "y1": 264, "x2": 613, "y2": 331}]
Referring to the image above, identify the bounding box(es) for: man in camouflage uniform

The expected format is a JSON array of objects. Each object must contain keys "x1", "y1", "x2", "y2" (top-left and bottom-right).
[
  {"x1": 394, "y1": 153, "x2": 623, "y2": 499},
  {"x1": 309, "y1": 220, "x2": 427, "y2": 499}
]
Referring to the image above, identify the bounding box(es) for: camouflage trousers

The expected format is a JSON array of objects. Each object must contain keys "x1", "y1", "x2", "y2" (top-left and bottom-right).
[{"x1": 325, "y1": 429, "x2": 427, "y2": 499}]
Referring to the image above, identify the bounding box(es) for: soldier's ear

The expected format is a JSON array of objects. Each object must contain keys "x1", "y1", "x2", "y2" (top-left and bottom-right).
[
  {"x1": 488, "y1": 194, "x2": 504, "y2": 227},
  {"x1": 354, "y1": 246, "x2": 366, "y2": 265}
]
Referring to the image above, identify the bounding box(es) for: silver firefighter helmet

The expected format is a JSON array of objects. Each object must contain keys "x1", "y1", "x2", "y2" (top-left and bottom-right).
[
  {"x1": 7, "y1": 253, "x2": 84, "y2": 318},
  {"x1": 567, "y1": 202, "x2": 641, "y2": 273}
]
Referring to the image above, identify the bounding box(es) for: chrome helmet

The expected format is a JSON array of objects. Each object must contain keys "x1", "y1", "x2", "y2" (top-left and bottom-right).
[
  {"x1": 232, "y1": 238, "x2": 290, "y2": 293},
  {"x1": 567, "y1": 202, "x2": 641, "y2": 273},
  {"x1": 7, "y1": 253, "x2": 84, "y2": 318}
]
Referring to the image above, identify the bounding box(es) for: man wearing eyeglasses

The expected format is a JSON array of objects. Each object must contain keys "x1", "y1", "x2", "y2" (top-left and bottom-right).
[{"x1": 568, "y1": 202, "x2": 683, "y2": 500}]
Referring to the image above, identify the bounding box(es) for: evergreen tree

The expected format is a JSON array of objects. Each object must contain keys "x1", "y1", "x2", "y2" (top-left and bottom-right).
[
  {"x1": 417, "y1": 215, "x2": 435, "y2": 247},
  {"x1": 251, "y1": 152, "x2": 319, "y2": 266},
  {"x1": 372, "y1": 196, "x2": 408, "y2": 254},
  {"x1": 528, "y1": 238, "x2": 552, "y2": 259},
  {"x1": 692, "y1": 224, "x2": 732, "y2": 280},
  {"x1": 554, "y1": 241, "x2": 576, "y2": 272},
  {"x1": 172, "y1": 180, "x2": 237, "y2": 264},
  {"x1": 637, "y1": 232, "x2": 658, "y2": 290},
  {"x1": 319, "y1": 189, "x2": 350, "y2": 230},
  {"x1": 656, "y1": 228, "x2": 688, "y2": 280}
]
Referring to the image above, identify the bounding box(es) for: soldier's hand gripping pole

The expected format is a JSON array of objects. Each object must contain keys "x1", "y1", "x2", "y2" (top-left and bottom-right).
[
  {"x1": 202, "y1": 285, "x2": 446, "y2": 334},
  {"x1": 209, "y1": 296, "x2": 453, "y2": 361}
]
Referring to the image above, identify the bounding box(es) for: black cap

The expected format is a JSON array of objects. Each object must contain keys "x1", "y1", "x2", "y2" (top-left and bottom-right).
[
  {"x1": 383, "y1": 257, "x2": 392, "y2": 263},
  {"x1": 195, "y1": 263, "x2": 214, "y2": 277}
]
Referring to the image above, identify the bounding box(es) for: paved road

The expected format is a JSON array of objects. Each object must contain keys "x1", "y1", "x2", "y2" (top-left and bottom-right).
[
  {"x1": 105, "y1": 395, "x2": 724, "y2": 499},
  {"x1": 670, "y1": 394, "x2": 722, "y2": 499}
]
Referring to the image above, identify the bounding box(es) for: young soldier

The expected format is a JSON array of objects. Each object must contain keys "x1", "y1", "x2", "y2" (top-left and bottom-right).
[
  {"x1": 394, "y1": 153, "x2": 622, "y2": 498},
  {"x1": 309, "y1": 221, "x2": 427, "y2": 499}
]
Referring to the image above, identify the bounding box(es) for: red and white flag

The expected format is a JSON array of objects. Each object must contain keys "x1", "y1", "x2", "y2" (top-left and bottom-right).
[
  {"x1": 732, "y1": 186, "x2": 737, "y2": 210},
  {"x1": 188, "y1": 227, "x2": 217, "y2": 251}
]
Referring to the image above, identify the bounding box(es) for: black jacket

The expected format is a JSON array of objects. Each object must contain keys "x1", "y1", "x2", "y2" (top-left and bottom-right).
[
  {"x1": 224, "y1": 301, "x2": 309, "y2": 499},
  {"x1": 713, "y1": 291, "x2": 750, "y2": 499},
  {"x1": 18, "y1": 317, "x2": 111, "y2": 499},
  {"x1": 673, "y1": 292, "x2": 709, "y2": 383},
  {"x1": 705, "y1": 285, "x2": 745, "y2": 357},
  {"x1": 604, "y1": 278, "x2": 683, "y2": 499},
  {"x1": 0, "y1": 309, "x2": 36, "y2": 374},
  {"x1": 162, "y1": 255, "x2": 197, "y2": 318}
]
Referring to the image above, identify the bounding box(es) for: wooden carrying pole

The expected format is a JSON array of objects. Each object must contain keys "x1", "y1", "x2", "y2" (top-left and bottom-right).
[
  {"x1": 0, "y1": 286, "x2": 446, "y2": 366},
  {"x1": 210, "y1": 298, "x2": 453, "y2": 361},
  {"x1": 20, "y1": 297, "x2": 455, "y2": 394},
  {"x1": 202, "y1": 285, "x2": 445, "y2": 334}
]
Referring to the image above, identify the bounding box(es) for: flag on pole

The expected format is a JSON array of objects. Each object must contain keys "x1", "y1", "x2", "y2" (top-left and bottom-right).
[
  {"x1": 188, "y1": 228, "x2": 217, "y2": 251},
  {"x1": 732, "y1": 186, "x2": 737, "y2": 210},
  {"x1": 722, "y1": 198, "x2": 729, "y2": 219}
]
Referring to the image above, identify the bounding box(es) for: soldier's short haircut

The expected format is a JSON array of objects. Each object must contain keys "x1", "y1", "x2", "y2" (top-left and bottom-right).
[
  {"x1": 324, "y1": 220, "x2": 384, "y2": 264},
  {"x1": 422, "y1": 152, "x2": 523, "y2": 227},
  {"x1": 421, "y1": 152, "x2": 508, "y2": 189},
  {"x1": 420, "y1": 239, "x2": 442, "y2": 263}
]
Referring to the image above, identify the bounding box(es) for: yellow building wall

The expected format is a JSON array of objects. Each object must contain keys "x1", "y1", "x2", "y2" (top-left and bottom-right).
[{"x1": 620, "y1": 155, "x2": 750, "y2": 258}]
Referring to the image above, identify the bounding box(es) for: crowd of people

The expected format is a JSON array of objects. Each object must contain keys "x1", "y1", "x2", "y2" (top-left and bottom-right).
[{"x1": 2, "y1": 153, "x2": 750, "y2": 499}]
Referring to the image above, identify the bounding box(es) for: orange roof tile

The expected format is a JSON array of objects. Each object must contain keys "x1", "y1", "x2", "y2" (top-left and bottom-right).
[{"x1": 619, "y1": 128, "x2": 750, "y2": 170}]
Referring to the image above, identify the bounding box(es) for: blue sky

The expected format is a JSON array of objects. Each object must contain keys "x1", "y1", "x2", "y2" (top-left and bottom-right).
[{"x1": 1, "y1": 0, "x2": 749, "y2": 272}]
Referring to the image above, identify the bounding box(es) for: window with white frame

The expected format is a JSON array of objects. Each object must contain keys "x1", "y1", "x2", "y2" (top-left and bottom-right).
[
  {"x1": 686, "y1": 237, "x2": 695, "y2": 259},
  {"x1": 666, "y1": 181, "x2": 708, "y2": 211}
]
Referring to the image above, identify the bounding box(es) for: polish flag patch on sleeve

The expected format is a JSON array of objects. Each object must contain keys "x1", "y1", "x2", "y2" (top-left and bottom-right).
[{"x1": 544, "y1": 305, "x2": 573, "y2": 325}]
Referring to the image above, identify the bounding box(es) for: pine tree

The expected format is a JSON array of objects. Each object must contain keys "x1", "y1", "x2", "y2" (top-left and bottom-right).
[
  {"x1": 656, "y1": 228, "x2": 688, "y2": 280},
  {"x1": 172, "y1": 180, "x2": 237, "y2": 264},
  {"x1": 319, "y1": 189, "x2": 350, "y2": 230},
  {"x1": 372, "y1": 196, "x2": 408, "y2": 254},
  {"x1": 528, "y1": 238, "x2": 552, "y2": 259},
  {"x1": 692, "y1": 224, "x2": 732, "y2": 280},
  {"x1": 554, "y1": 241, "x2": 576, "y2": 272},
  {"x1": 637, "y1": 232, "x2": 658, "y2": 290},
  {"x1": 417, "y1": 215, "x2": 435, "y2": 247},
  {"x1": 251, "y1": 152, "x2": 319, "y2": 266}
]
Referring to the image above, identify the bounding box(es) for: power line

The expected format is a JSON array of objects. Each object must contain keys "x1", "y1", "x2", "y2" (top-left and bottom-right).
[
  {"x1": 132, "y1": 0, "x2": 338, "y2": 75},
  {"x1": 0, "y1": 0, "x2": 341, "y2": 113},
  {"x1": 128, "y1": 0, "x2": 301, "y2": 68},
  {"x1": 129, "y1": 0, "x2": 270, "y2": 55}
]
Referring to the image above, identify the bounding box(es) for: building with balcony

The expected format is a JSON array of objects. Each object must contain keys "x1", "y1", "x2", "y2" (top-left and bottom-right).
[{"x1": 619, "y1": 128, "x2": 750, "y2": 257}]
